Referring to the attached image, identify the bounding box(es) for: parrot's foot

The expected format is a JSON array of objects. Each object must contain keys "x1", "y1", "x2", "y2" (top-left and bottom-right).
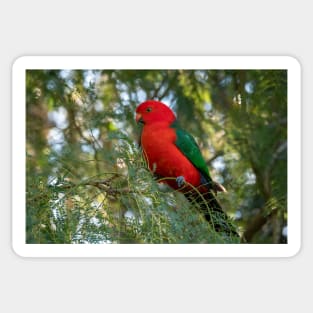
[{"x1": 176, "y1": 176, "x2": 186, "y2": 188}]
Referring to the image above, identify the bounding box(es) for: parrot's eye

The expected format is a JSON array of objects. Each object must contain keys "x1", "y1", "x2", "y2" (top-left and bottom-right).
[{"x1": 146, "y1": 107, "x2": 152, "y2": 112}]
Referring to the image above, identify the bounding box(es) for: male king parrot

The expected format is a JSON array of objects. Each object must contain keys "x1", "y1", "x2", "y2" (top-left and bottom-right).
[{"x1": 135, "y1": 100, "x2": 238, "y2": 237}]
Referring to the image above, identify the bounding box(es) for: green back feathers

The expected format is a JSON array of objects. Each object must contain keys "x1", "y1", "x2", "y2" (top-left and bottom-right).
[{"x1": 171, "y1": 121, "x2": 212, "y2": 183}]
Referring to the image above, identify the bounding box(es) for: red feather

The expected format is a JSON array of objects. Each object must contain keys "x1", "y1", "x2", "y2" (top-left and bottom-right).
[{"x1": 140, "y1": 121, "x2": 202, "y2": 189}]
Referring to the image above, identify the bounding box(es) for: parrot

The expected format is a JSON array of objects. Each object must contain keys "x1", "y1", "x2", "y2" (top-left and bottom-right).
[{"x1": 135, "y1": 100, "x2": 238, "y2": 237}]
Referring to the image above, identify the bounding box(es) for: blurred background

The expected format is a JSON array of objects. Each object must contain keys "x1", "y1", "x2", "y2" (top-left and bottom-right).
[{"x1": 26, "y1": 69, "x2": 287, "y2": 244}]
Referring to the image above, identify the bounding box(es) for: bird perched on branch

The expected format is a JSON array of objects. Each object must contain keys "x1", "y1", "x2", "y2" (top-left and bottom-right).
[{"x1": 135, "y1": 100, "x2": 238, "y2": 237}]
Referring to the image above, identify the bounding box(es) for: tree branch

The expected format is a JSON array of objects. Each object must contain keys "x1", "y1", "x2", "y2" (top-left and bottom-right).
[
  {"x1": 53, "y1": 174, "x2": 131, "y2": 197},
  {"x1": 243, "y1": 208, "x2": 278, "y2": 242}
]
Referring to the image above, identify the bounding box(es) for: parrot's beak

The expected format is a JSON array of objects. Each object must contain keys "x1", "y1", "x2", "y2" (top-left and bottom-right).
[{"x1": 135, "y1": 113, "x2": 143, "y2": 124}]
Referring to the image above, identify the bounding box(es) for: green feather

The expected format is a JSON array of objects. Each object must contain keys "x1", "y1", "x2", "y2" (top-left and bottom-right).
[{"x1": 171, "y1": 121, "x2": 213, "y2": 184}]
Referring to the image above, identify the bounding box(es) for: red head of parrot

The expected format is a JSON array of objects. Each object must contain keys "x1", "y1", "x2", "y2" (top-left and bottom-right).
[{"x1": 135, "y1": 100, "x2": 176, "y2": 125}]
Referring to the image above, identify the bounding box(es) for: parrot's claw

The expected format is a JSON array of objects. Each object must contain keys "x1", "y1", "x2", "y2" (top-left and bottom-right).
[{"x1": 176, "y1": 176, "x2": 186, "y2": 188}]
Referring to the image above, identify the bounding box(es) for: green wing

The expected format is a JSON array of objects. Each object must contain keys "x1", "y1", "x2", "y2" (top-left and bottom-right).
[{"x1": 171, "y1": 121, "x2": 212, "y2": 182}]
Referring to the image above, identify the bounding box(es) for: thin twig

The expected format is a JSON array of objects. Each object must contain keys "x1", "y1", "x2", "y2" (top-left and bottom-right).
[{"x1": 53, "y1": 174, "x2": 132, "y2": 197}]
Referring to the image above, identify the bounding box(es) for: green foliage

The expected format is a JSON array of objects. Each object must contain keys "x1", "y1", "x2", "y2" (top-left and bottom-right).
[{"x1": 26, "y1": 69, "x2": 287, "y2": 244}]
